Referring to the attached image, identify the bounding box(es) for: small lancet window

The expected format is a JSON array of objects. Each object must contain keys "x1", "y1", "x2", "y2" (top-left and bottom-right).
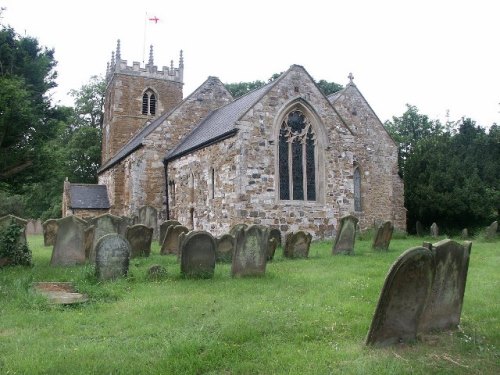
[
  {"x1": 354, "y1": 167, "x2": 362, "y2": 211},
  {"x1": 278, "y1": 109, "x2": 316, "y2": 201},
  {"x1": 142, "y1": 89, "x2": 157, "y2": 115}
]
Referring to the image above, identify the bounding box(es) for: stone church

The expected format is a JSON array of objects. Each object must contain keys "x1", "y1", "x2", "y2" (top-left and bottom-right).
[{"x1": 63, "y1": 41, "x2": 406, "y2": 239}]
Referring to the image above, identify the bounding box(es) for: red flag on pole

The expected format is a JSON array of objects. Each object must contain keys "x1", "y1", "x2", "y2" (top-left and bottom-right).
[{"x1": 148, "y1": 16, "x2": 160, "y2": 23}]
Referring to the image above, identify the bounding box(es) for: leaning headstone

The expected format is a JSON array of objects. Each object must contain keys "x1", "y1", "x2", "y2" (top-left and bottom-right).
[
  {"x1": 88, "y1": 213, "x2": 124, "y2": 262},
  {"x1": 50, "y1": 215, "x2": 87, "y2": 266},
  {"x1": 137, "y1": 205, "x2": 158, "y2": 239},
  {"x1": 179, "y1": 231, "x2": 216, "y2": 278},
  {"x1": 366, "y1": 247, "x2": 435, "y2": 347},
  {"x1": 125, "y1": 224, "x2": 153, "y2": 258},
  {"x1": 430, "y1": 222, "x2": 439, "y2": 238},
  {"x1": 231, "y1": 225, "x2": 269, "y2": 277},
  {"x1": 159, "y1": 220, "x2": 181, "y2": 245},
  {"x1": 416, "y1": 221, "x2": 423, "y2": 237},
  {"x1": 43, "y1": 219, "x2": 59, "y2": 246},
  {"x1": 485, "y1": 221, "x2": 498, "y2": 240},
  {"x1": 216, "y1": 234, "x2": 235, "y2": 263},
  {"x1": 372, "y1": 221, "x2": 394, "y2": 251},
  {"x1": 160, "y1": 225, "x2": 189, "y2": 255},
  {"x1": 284, "y1": 231, "x2": 312, "y2": 259},
  {"x1": 95, "y1": 233, "x2": 130, "y2": 281},
  {"x1": 332, "y1": 214, "x2": 358, "y2": 255},
  {"x1": 419, "y1": 239, "x2": 472, "y2": 332},
  {"x1": 229, "y1": 223, "x2": 248, "y2": 237}
]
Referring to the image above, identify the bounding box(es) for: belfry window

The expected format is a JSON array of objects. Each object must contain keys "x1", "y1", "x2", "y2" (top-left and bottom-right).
[
  {"x1": 279, "y1": 109, "x2": 316, "y2": 201},
  {"x1": 354, "y1": 167, "x2": 362, "y2": 211},
  {"x1": 142, "y1": 89, "x2": 156, "y2": 115}
]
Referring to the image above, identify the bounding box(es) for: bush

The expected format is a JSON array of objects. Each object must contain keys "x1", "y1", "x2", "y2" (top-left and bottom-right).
[{"x1": 0, "y1": 222, "x2": 32, "y2": 267}]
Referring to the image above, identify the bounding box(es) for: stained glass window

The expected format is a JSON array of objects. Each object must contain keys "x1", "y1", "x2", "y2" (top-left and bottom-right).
[
  {"x1": 278, "y1": 109, "x2": 316, "y2": 201},
  {"x1": 354, "y1": 167, "x2": 362, "y2": 211}
]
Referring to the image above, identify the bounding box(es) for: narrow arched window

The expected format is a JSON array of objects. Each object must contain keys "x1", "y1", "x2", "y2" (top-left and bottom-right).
[
  {"x1": 354, "y1": 167, "x2": 362, "y2": 211},
  {"x1": 142, "y1": 89, "x2": 156, "y2": 115},
  {"x1": 279, "y1": 109, "x2": 316, "y2": 201}
]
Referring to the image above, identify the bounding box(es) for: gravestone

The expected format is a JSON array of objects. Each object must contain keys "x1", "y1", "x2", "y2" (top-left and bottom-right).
[
  {"x1": 88, "y1": 213, "x2": 124, "y2": 262},
  {"x1": 159, "y1": 220, "x2": 181, "y2": 245},
  {"x1": 284, "y1": 231, "x2": 312, "y2": 259},
  {"x1": 231, "y1": 224, "x2": 269, "y2": 277},
  {"x1": 119, "y1": 216, "x2": 134, "y2": 236},
  {"x1": 84, "y1": 226, "x2": 95, "y2": 260},
  {"x1": 216, "y1": 234, "x2": 235, "y2": 263},
  {"x1": 95, "y1": 233, "x2": 130, "y2": 281},
  {"x1": 43, "y1": 219, "x2": 59, "y2": 246},
  {"x1": 160, "y1": 225, "x2": 189, "y2": 255},
  {"x1": 180, "y1": 231, "x2": 216, "y2": 278},
  {"x1": 137, "y1": 205, "x2": 158, "y2": 239},
  {"x1": 366, "y1": 247, "x2": 435, "y2": 347},
  {"x1": 419, "y1": 239, "x2": 472, "y2": 332},
  {"x1": 372, "y1": 221, "x2": 394, "y2": 251},
  {"x1": 332, "y1": 214, "x2": 358, "y2": 255},
  {"x1": 230, "y1": 223, "x2": 248, "y2": 237},
  {"x1": 50, "y1": 215, "x2": 87, "y2": 266},
  {"x1": 0, "y1": 214, "x2": 27, "y2": 245},
  {"x1": 416, "y1": 221, "x2": 423, "y2": 236},
  {"x1": 430, "y1": 222, "x2": 439, "y2": 238},
  {"x1": 125, "y1": 224, "x2": 153, "y2": 258},
  {"x1": 485, "y1": 220, "x2": 498, "y2": 240},
  {"x1": 269, "y1": 228, "x2": 282, "y2": 247}
]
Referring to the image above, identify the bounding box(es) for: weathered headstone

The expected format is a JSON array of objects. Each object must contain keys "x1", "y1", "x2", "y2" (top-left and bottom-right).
[
  {"x1": 419, "y1": 239, "x2": 472, "y2": 332},
  {"x1": 216, "y1": 234, "x2": 235, "y2": 263},
  {"x1": 485, "y1": 220, "x2": 498, "y2": 240},
  {"x1": 43, "y1": 219, "x2": 59, "y2": 246},
  {"x1": 95, "y1": 233, "x2": 130, "y2": 281},
  {"x1": 284, "y1": 231, "x2": 312, "y2": 259},
  {"x1": 430, "y1": 222, "x2": 439, "y2": 238},
  {"x1": 269, "y1": 228, "x2": 282, "y2": 247},
  {"x1": 125, "y1": 224, "x2": 153, "y2": 258},
  {"x1": 179, "y1": 231, "x2": 216, "y2": 278},
  {"x1": 416, "y1": 221, "x2": 423, "y2": 237},
  {"x1": 366, "y1": 247, "x2": 435, "y2": 347},
  {"x1": 50, "y1": 215, "x2": 87, "y2": 266},
  {"x1": 332, "y1": 214, "x2": 358, "y2": 255},
  {"x1": 119, "y1": 216, "x2": 134, "y2": 236},
  {"x1": 231, "y1": 225, "x2": 269, "y2": 277},
  {"x1": 160, "y1": 225, "x2": 189, "y2": 255},
  {"x1": 372, "y1": 221, "x2": 394, "y2": 251},
  {"x1": 159, "y1": 220, "x2": 181, "y2": 245},
  {"x1": 229, "y1": 223, "x2": 248, "y2": 237},
  {"x1": 461, "y1": 228, "x2": 469, "y2": 239},
  {"x1": 137, "y1": 205, "x2": 158, "y2": 239},
  {"x1": 88, "y1": 213, "x2": 124, "y2": 262}
]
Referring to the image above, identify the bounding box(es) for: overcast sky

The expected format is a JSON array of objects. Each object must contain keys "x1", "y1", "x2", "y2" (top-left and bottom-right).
[{"x1": 2, "y1": 0, "x2": 499, "y2": 128}]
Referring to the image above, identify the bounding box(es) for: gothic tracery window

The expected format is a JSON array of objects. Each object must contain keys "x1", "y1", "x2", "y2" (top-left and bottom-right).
[
  {"x1": 142, "y1": 89, "x2": 156, "y2": 115},
  {"x1": 354, "y1": 166, "x2": 362, "y2": 211},
  {"x1": 279, "y1": 109, "x2": 316, "y2": 201}
]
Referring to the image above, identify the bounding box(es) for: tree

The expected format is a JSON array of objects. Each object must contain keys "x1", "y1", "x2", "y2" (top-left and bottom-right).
[{"x1": 69, "y1": 75, "x2": 105, "y2": 129}]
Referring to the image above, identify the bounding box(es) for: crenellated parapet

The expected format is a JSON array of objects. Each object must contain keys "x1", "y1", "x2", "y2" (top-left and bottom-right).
[{"x1": 106, "y1": 40, "x2": 184, "y2": 84}]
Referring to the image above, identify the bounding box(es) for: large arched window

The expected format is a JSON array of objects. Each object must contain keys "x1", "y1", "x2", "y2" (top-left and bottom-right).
[
  {"x1": 278, "y1": 109, "x2": 316, "y2": 201},
  {"x1": 142, "y1": 89, "x2": 156, "y2": 115},
  {"x1": 354, "y1": 166, "x2": 362, "y2": 211}
]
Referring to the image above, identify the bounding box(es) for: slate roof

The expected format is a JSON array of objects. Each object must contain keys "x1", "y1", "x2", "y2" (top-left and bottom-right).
[
  {"x1": 69, "y1": 184, "x2": 110, "y2": 209},
  {"x1": 165, "y1": 80, "x2": 276, "y2": 161}
]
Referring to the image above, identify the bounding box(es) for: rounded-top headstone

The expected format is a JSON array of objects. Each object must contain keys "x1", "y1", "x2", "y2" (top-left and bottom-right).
[{"x1": 95, "y1": 233, "x2": 130, "y2": 281}]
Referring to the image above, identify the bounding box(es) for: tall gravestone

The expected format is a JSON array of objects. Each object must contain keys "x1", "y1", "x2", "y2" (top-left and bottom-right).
[
  {"x1": 372, "y1": 221, "x2": 394, "y2": 251},
  {"x1": 366, "y1": 247, "x2": 435, "y2": 347},
  {"x1": 216, "y1": 234, "x2": 235, "y2": 263},
  {"x1": 284, "y1": 231, "x2": 312, "y2": 259},
  {"x1": 420, "y1": 239, "x2": 472, "y2": 332},
  {"x1": 88, "y1": 213, "x2": 124, "y2": 262},
  {"x1": 159, "y1": 220, "x2": 181, "y2": 245},
  {"x1": 95, "y1": 233, "x2": 130, "y2": 281},
  {"x1": 231, "y1": 225, "x2": 269, "y2": 277},
  {"x1": 43, "y1": 219, "x2": 59, "y2": 246},
  {"x1": 125, "y1": 224, "x2": 153, "y2": 258},
  {"x1": 332, "y1": 215, "x2": 358, "y2": 255},
  {"x1": 160, "y1": 225, "x2": 189, "y2": 255},
  {"x1": 179, "y1": 231, "x2": 216, "y2": 278},
  {"x1": 50, "y1": 216, "x2": 87, "y2": 266},
  {"x1": 430, "y1": 222, "x2": 439, "y2": 238},
  {"x1": 137, "y1": 205, "x2": 158, "y2": 239}
]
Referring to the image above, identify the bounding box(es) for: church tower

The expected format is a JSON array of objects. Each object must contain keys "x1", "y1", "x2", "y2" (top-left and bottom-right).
[{"x1": 102, "y1": 40, "x2": 184, "y2": 163}]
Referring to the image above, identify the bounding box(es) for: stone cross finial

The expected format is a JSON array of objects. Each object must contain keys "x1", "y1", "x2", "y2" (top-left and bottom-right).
[
  {"x1": 348, "y1": 72, "x2": 354, "y2": 83},
  {"x1": 148, "y1": 45, "x2": 154, "y2": 66}
]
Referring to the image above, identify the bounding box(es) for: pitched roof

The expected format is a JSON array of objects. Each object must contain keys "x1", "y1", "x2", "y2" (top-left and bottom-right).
[
  {"x1": 164, "y1": 80, "x2": 276, "y2": 161},
  {"x1": 68, "y1": 184, "x2": 110, "y2": 209}
]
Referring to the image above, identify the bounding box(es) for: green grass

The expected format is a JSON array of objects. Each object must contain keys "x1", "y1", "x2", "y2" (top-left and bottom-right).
[{"x1": 0, "y1": 235, "x2": 498, "y2": 374}]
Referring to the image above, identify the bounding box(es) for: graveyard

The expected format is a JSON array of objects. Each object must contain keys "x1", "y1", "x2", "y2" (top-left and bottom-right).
[{"x1": 1, "y1": 230, "x2": 498, "y2": 374}]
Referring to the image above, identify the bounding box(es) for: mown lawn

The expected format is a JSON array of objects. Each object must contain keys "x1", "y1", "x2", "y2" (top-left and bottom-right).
[{"x1": 0, "y1": 234, "x2": 498, "y2": 374}]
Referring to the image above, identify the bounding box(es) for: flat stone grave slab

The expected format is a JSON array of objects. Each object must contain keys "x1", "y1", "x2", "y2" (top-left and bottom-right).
[{"x1": 32, "y1": 282, "x2": 88, "y2": 304}]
